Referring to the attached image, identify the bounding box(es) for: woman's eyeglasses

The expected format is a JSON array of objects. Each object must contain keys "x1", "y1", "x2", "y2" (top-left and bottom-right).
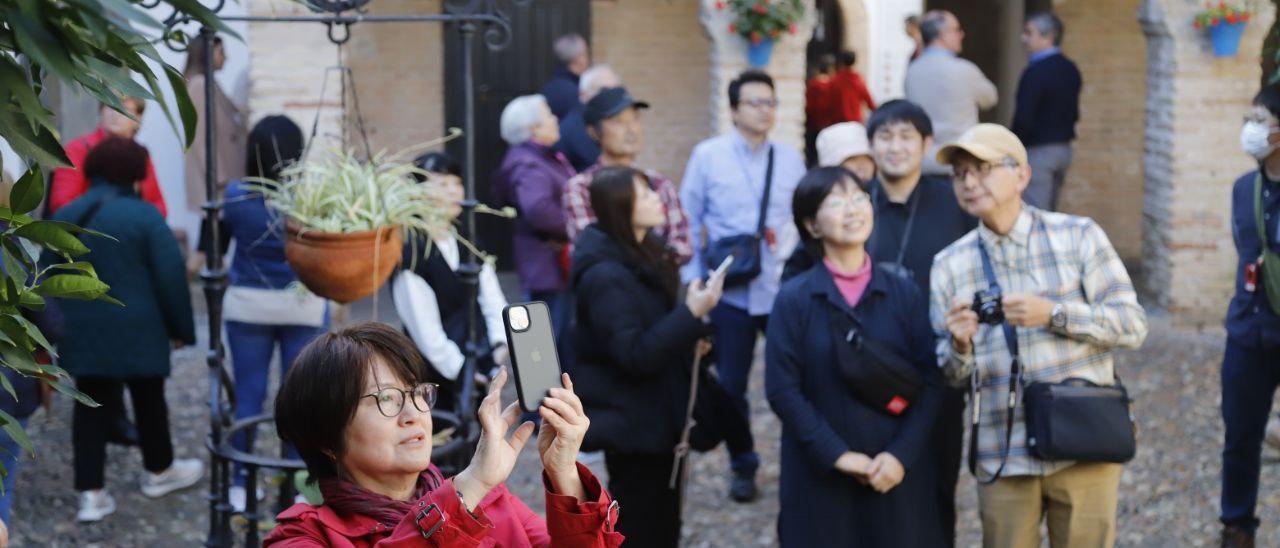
[{"x1": 361, "y1": 383, "x2": 439, "y2": 418}]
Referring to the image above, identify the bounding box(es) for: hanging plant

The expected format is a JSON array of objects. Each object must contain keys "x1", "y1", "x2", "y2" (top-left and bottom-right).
[
  {"x1": 718, "y1": 0, "x2": 805, "y2": 45},
  {"x1": 249, "y1": 129, "x2": 514, "y2": 303}
]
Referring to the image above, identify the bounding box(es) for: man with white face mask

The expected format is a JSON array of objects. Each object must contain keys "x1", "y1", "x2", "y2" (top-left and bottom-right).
[{"x1": 1220, "y1": 84, "x2": 1280, "y2": 548}]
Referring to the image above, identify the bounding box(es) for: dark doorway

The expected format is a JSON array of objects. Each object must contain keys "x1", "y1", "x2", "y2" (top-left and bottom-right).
[{"x1": 443, "y1": 1, "x2": 591, "y2": 271}]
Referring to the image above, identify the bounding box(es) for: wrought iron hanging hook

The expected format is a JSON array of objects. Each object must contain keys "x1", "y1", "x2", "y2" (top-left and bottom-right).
[{"x1": 326, "y1": 20, "x2": 353, "y2": 45}]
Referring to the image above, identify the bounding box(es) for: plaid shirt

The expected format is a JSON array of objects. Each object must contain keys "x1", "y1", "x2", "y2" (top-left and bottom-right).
[
  {"x1": 563, "y1": 164, "x2": 693, "y2": 265},
  {"x1": 929, "y1": 205, "x2": 1148, "y2": 478}
]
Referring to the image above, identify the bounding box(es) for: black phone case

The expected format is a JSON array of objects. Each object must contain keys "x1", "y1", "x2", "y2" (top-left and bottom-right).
[{"x1": 502, "y1": 301, "x2": 564, "y2": 413}]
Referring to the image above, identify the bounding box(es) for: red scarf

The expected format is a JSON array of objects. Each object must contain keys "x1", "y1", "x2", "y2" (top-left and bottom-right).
[{"x1": 318, "y1": 466, "x2": 446, "y2": 529}]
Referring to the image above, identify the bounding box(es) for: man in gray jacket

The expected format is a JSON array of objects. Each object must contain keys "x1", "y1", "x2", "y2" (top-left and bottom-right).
[{"x1": 905, "y1": 10, "x2": 998, "y2": 176}]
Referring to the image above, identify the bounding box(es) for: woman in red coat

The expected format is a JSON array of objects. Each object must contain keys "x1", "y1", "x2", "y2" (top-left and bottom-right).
[{"x1": 264, "y1": 322, "x2": 623, "y2": 547}]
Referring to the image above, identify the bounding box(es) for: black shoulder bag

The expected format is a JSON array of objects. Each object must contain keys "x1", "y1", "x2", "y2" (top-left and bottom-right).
[
  {"x1": 830, "y1": 302, "x2": 923, "y2": 416},
  {"x1": 702, "y1": 146, "x2": 774, "y2": 287},
  {"x1": 969, "y1": 234, "x2": 1136, "y2": 484}
]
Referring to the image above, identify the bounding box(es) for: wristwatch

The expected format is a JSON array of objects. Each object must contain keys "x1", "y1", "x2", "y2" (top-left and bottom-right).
[{"x1": 1050, "y1": 303, "x2": 1067, "y2": 330}]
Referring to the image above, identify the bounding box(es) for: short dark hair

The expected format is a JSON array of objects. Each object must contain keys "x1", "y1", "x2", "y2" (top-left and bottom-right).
[
  {"x1": 866, "y1": 99, "x2": 933, "y2": 140},
  {"x1": 728, "y1": 70, "x2": 775, "y2": 110},
  {"x1": 1026, "y1": 11, "x2": 1064, "y2": 46},
  {"x1": 838, "y1": 50, "x2": 856, "y2": 68},
  {"x1": 246, "y1": 115, "x2": 304, "y2": 181},
  {"x1": 275, "y1": 322, "x2": 428, "y2": 482},
  {"x1": 786, "y1": 167, "x2": 870, "y2": 278},
  {"x1": 815, "y1": 54, "x2": 836, "y2": 75},
  {"x1": 1255, "y1": 84, "x2": 1280, "y2": 120},
  {"x1": 920, "y1": 10, "x2": 951, "y2": 46},
  {"x1": 413, "y1": 152, "x2": 461, "y2": 182},
  {"x1": 83, "y1": 136, "x2": 149, "y2": 188}
]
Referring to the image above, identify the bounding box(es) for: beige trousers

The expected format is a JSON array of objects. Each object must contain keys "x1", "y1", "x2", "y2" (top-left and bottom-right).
[{"x1": 977, "y1": 462, "x2": 1124, "y2": 548}]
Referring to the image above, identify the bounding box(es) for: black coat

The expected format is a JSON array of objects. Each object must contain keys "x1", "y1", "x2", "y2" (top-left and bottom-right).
[
  {"x1": 765, "y1": 261, "x2": 943, "y2": 547},
  {"x1": 570, "y1": 225, "x2": 709, "y2": 455}
]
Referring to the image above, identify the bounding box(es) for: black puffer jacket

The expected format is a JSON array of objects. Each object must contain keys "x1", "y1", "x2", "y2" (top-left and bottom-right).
[{"x1": 570, "y1": 225, "x2": 710, "y2": 454}]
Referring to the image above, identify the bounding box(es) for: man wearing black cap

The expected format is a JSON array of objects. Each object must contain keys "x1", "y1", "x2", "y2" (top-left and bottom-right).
[{"x1": 563, "y1": 86, "x2": 692, "y2": 264}]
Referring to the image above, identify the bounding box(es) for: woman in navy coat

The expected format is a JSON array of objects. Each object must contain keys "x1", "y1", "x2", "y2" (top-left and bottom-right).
[{"x1": 765, "y1": 167, "x2": 942, "y2": 547}]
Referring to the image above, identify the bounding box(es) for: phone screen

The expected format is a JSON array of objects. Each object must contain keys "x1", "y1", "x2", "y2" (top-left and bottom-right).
[{"x1": 502, "y1": 302, "x2": 564, "y2": 413}]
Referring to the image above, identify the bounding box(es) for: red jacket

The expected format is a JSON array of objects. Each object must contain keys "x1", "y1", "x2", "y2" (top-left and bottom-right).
[
  {"x1": 263, "y1": 463, "x2": 623, "y2": 547},
  {"x1": 48, "y1": 127, "x2": 168, "y2": 217},
  {"x1": 833, "y1": 69, "x2": 877, "y2": 124},
  {"x1": 805, "y1": 76, "x2": 840, "y2": 132}
]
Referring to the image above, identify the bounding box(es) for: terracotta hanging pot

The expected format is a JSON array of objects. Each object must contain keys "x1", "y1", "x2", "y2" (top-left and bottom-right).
[{"x1": 283, "y1": 223, "x2": 403, "y2": 304}]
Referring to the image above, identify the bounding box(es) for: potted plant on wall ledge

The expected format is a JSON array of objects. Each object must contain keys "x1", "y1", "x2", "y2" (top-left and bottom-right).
[
  {"x1": 1194, "y1": 1, "x2": 1253, "y2": 58},
  {"x1": 718, "y1": 0, "x2": 805, "y2": 68}
]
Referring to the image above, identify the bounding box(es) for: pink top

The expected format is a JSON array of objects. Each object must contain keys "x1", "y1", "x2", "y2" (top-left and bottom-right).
[{"x1": 824, "y1": 255, "x2": 873, "y2": 307}]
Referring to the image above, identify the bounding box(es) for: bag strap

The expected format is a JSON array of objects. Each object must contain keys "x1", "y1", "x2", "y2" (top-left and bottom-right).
[
  {"x1": 754, "y1": 147, "x2": 775, "y2": 239},
  {"x1": 968, "y1": 238, "x2": 1022, "y2": 485},
  {"x1": 669, "y1": 349, "x2": 704, "y2": 513},
  {"x1": 71, "y1": 192, "x2": 114, "y2": 235},
  {"x1": 1254, "y1": 174, "x2": 1280, "y2": 316}
]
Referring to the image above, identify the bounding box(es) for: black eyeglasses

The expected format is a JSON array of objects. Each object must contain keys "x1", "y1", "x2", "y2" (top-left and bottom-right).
[
  {"x1": 952, "y1": 158, "x2": 1021, "y2": 183},
  {"x1": 361, "y1": 383, "x2": 439, "y2": 418}
]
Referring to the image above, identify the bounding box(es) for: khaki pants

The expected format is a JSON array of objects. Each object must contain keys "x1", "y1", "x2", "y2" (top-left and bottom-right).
[{"x1": 977, "y1": 462, "x2": 1123, "y2": 548}]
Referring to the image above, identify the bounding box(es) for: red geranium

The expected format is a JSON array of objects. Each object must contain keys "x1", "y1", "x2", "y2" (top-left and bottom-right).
[
  {"x1": 750, "y1": 31, "x2": 762, "y2": 44},
  {"x1": 715, "y1": 1, "x2": 725, "y2": 10}
]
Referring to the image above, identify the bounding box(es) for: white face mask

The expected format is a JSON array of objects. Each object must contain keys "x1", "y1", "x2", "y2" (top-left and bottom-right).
[{"x1": 1240, "y1": 121, "x2": 1277, "y2": 160}]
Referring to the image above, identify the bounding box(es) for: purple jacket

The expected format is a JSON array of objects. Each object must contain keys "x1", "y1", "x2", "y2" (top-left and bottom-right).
[{"x1": 491, "y1": 141, "x2": 576, "y2": 293}]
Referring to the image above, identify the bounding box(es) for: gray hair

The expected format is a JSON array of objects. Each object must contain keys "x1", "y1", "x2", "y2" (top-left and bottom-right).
[
  {"x1": 920, "y1": 10, "x2": 951, "y2": 46},
  {"x1": 553, "y1": 33, "x2": 588, "y2": 65},
  {"x1": 1026, "y1": 11, "x2": 1064, "y2": 46},
  {"x1": 579, "y1": 64, "x2": 619, "y2": 102},
  {"x1": 500, "y1": 94, "x2": 549, "y2": 145}
]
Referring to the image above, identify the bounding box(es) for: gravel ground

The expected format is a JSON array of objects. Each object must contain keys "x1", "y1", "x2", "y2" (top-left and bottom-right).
[{"x1": 5, "y1": 287, "x2": 1278, "y2": 546}]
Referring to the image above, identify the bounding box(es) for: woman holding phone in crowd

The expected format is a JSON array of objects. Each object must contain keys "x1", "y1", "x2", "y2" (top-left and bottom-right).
[
  {"x1": 264, "y1": 322, "x2": 622, "y2": 546},
  {"x1": 765, "y1": 167, "x2": 942, "y2": 546},
  {"x1": 570, "y1": 166, "x2": 725, "y2": 547}
]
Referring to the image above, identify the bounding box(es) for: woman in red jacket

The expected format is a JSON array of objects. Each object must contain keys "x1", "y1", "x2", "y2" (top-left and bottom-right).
[{"x1": 264, "y1": 322, "x2": 623, "y2": 547}]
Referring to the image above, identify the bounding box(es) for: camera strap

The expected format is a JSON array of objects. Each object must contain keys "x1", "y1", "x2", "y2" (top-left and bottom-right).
[{"x1": 969, "y1": 238, "x2": 1022, "y2": 484}]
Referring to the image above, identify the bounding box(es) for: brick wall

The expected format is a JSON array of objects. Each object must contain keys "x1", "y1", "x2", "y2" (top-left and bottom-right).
[
  {"x1": 592, "y1": 0, "x2": 711, "y2": 182},
  {"x1": 1140, "y1": 0, "x2": 1275, "y2": 322},
  {"x1": 342, "y1": 0, "x2": 446, "y2": 154},
  {"x1": 246, "y1": 0, "x2": 346, "y2": 151},
  {"x1": 1057, "y1": 0, "x2": 1147, "y2": 265},
  {"x1": 700, "y1": 0, "x2": 817, "y2": 155}
]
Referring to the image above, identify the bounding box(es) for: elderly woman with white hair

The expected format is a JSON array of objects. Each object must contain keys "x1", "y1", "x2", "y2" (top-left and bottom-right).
[{"x1": 491, "y1": 94, "x2": 577, "y2": 351}]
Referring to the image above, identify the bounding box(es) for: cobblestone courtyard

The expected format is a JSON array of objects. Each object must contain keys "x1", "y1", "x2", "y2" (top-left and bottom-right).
[{"x1": 4, "y1": 289, "x2": 1279, "y2": 546}]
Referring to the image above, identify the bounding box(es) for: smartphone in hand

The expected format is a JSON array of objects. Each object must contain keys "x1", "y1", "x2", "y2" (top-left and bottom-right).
[
  {"x1": 709, "y1": 255, "x2": 734, "y2": 283},
  {"x1": 502, "y1": 302, "x2": 564, "y2": 413}
]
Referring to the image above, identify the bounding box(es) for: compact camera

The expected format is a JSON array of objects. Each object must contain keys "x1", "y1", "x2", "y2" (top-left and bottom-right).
[{"x1": 971, "y1": 288, "x2": 1005, "y2": 325}]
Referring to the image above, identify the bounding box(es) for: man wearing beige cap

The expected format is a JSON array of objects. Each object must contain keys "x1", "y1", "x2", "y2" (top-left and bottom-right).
[
  {"x1": 929, "y1": 123, "x2": 1148, "y2": 547},
  {"x1": 816, "y1": 121, "x2": 876, "y2": 183}
]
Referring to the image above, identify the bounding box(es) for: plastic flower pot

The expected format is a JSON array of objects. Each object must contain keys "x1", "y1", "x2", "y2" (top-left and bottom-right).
[
  {"x1": 1210, "y1": 21, "x2": 1246, "y2": 57},
  {"x1": 747, "y1": 38, "x2": 775, "y2": 68},
  {"x1": 283, "y1": 223, "x2": 403, "y2": 304}
]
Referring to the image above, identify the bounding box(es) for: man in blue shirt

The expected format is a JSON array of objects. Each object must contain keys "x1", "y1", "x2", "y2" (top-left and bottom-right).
[
  {"x1": 1220, "y1": 84, "x2": 1280, "y2": 548},
  {"x1": 1013, "y1": 11, "x2": 1082, "y2": 212},
  {"x1": 680, "y1": 70, "x2": 806, "y2": 502}
]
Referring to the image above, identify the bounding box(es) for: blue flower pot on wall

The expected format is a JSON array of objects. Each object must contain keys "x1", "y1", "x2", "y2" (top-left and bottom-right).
[
  {"x1": 1210, "y1": 21, "x2": 1246, "y2": 57},
  {"x1": 747, "y1": 39, "x2": 775, "y2": 68}
]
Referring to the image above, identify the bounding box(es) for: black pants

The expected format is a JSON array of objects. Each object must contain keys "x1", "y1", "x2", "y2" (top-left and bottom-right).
[
  {"x1": 604, "y1": 452, "x2": 682, "y2": 548},
  {"x1": 934, "y1": 385, "x2": 966, "y2": 547},
  {"x1": 73, "y1": 377, "x2": 174, "y2": 491}
]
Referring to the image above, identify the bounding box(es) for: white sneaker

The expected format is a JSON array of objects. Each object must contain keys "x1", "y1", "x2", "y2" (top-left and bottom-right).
[
  {"x1": 228, "y1": 485, "x2": 266, "y2": 513},
  {"x1": 140, "y1": 458, "x2": 205, "y2": 498},
  {"x1": 76, "y1": 490, "x2": 116, "y2": 522}
]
